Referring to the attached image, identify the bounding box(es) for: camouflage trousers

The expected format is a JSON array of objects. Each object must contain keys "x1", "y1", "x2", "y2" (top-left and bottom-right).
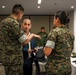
[
  {"x1": 4, "y1": 64, "x2": 23, "y2": 75},
  {"x1": 0, "y1": 64, "x2": 5, "y2": 75},
  {"x1": 45, "y1": 65, "x2": 71, "y2": 75},
  {"x1": 46, "y1": 70, "x2": 71, "y2": 75}
]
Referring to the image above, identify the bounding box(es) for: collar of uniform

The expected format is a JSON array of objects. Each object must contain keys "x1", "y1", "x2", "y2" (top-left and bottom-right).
[
  {"x1": 9, "y1": 16, "x2": 16, "y2": 20},
  {"x1": 9, "y1": 16, "x2": 19, "y2": 24},
  {"x1": 57, "y1": 25, "x2": 65, "y2": 28}
]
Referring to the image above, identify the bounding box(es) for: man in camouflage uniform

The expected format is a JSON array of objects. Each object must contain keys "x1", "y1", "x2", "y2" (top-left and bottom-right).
[
  {"x1": 43, "y1": 11, "x2": 74, "y2": 75},
  {"x1": 36, "y1": 27, "x2": 48, "y2": 46},
  {"x1": 0, "y1": 4, "x2": 24, "y2": 75},
  {"x1": 36, "y1": 27, "x2": 48, "y2": 61}
]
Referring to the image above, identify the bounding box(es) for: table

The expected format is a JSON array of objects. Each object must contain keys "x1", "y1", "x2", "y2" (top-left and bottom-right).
[{"x1": 70, "y1": 57, "x2": 76, "y2": 75}]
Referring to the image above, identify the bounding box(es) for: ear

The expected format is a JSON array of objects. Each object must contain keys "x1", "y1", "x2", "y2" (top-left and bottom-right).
[
  {"x1": 56, "y1": 17, "x2": 60, "y2": 23},
  {"x1": 18, "y1": 14, "x2": 20, "y2": 17}
]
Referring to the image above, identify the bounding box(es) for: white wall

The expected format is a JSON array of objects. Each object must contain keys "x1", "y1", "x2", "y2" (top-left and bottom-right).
[
  {"x1": 69, "y1": 10, "x2": 76, "y2": 75},
  {"x1": 74, "y1": 10, "x2": 76, "y2": 53},
  {"x1": 69, "y1": 11, "x2": 74, "y2": 34},
  {"x1": 69, "y1": 10, "x2": 76, "y2": 53}
]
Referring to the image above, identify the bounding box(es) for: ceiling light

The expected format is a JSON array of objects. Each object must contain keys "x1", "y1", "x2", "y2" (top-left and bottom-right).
[
  {"x1": 38, "y1": 6, "x2": 40, "y2": 8},
  {"x1": 2, "y1": 6, "x2": 5, "y2": 8},
  {"x1": 38, "y1": 0, "x2": 42, "y2": 4},
  {"x1": 71, "y1": 6, "x2": 74, "y2": 9}
]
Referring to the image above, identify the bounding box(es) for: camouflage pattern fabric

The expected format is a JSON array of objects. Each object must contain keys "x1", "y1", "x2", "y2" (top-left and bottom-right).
[
  {"x1": 46, "y1": 26, "x2": 74, "y2": 75},
  {"x1": 0, "y1": 16, "x2": 23, "y2": 75},
  {"x1": 0, "y1": 64, "x2": 5, "y2": 75},
  {"x1": 36, "y1": 32, "x2": 48, "y2": 46}
]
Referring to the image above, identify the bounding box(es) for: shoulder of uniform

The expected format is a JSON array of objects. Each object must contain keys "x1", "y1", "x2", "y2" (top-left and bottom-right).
[{"x1": 9, "y1": 16, "x2": 19, "y2": 25}]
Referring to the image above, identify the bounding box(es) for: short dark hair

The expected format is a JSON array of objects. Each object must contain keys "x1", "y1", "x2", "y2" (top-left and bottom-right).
[
  {"x1": 54, "y1": 11, "x2": 70, "y2": 25},
  {"x1": 41, "y1": 27, "x2": 45, "y2": 29},
  {"x1": 12, "y1": 4, "x2": 24, "y2": 14}
]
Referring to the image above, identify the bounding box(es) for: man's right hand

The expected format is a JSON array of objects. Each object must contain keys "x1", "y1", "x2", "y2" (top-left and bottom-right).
[{"x1": 28, "y1": 49, "x2": 32, "y2": 53}]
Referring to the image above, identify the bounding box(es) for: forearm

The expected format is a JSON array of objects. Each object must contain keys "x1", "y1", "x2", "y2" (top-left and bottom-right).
[
  {"x1": 19, "y1": 33, "x2": 41, "y2": 46},
  {"x1": 43, "y1": 47, "x2": 52, "y2": 56},
  {"x1": 23, "y1": 34, "x2": 41, "y2": 45}
]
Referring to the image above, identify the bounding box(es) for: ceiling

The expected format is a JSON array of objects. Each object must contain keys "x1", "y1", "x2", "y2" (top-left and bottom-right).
[{"x1": 0, "y1": 0, "x2": 76, "y2": 15}]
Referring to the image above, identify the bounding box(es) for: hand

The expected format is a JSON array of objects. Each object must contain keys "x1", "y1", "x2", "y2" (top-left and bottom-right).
[
  {"x1": 34, "y1": 48, "x2": 38, "y2": 52},
  {"x1": 28, "y1": 49, "x2": 32, "y2": 53}
]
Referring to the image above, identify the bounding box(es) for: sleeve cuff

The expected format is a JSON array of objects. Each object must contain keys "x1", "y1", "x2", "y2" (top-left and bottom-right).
[
  {"x1": 18, "y1": 34, "x2": 27, "y2": 44},
  {"x1": 45, "y1": 40, "x2": 55, "y2": 49}
]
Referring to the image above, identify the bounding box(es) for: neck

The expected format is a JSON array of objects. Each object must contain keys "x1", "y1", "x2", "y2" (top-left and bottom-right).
[
  {"x1": 25, "y1": 31, "x2": 30, "y2": 35},
  {"x1": 57, "y1": 23, "x2": 64, "y2": 27},
  {"x1": 11, "y1": 14, "x2": 18, "y2": 20},
  {"x1": 59, "y1": 24, "x2": 64, "y2": 27}
]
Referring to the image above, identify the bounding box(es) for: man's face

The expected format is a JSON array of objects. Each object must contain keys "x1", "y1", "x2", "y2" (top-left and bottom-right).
[
  {"x1": 18, "y1": 12, "x2": 24, "y2": 21},
  {"x1": 41, "y1": 29, "x2": 45, "y2": 32},
  {"x1": 53, "y1": 16, "x2": 59, "y2": 27},
  {"x1": 22, "y1": 20, "x2": 31, "y2": 32}
]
